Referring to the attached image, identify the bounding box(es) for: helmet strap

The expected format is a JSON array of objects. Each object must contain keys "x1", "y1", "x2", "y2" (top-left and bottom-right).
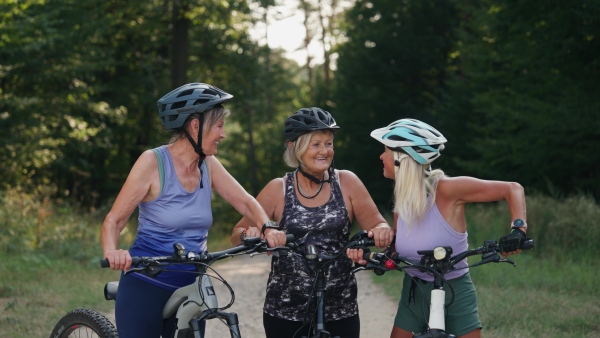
[
  {"x1": 183, "y1": 115, "x2": 206, "y2": 188},
  {"x1": 298, "y1": 165, "x2": 332, "y2": 184},
  {"x1": 425, "y1": 165, "x2": 432, "y2": 177}
]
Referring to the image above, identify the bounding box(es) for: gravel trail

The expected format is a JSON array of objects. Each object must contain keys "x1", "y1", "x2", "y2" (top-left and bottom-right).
[{"x1": 105, "y1": 253, "x2": 397, "y2": 337}]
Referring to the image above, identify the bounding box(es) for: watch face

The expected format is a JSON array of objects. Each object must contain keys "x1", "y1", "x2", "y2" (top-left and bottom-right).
[{"x1": 513, "y1": 219, "x2": 525, "y2": 227}]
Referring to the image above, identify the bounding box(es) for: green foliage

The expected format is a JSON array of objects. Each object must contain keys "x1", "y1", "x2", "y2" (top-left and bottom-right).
[
  {"x1": 466, "y1": 193, "x2": 600, "y2": 260},
  {"x1": 434, "y1": 0, "x2": 600, "y2": 197},
  {"x1": 331, "y1": 0, "x2": 600, "y2": 205},
  {"x1": 332, "y1": 0, "x2": 459, "y2": 206},
  {"x1": 0, "y1": 0, "x2": 303, "y2": 207}
]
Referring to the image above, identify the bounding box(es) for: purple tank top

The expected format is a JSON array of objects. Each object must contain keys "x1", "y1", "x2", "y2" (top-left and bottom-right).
[
  {"x1": 129, "y1": 145, "x2": 212, "y2": 289},
  {"x1": 395, "y1": 201, "x2": 468, "y2": 281}
]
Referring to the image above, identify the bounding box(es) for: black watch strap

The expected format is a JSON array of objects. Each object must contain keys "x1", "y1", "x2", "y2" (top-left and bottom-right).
[{"x1": 261, "y1": 221, "x2": 280, "y2": 235}]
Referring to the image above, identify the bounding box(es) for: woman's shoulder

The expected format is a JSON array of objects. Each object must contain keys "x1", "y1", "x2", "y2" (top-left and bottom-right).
[
  {"x1": 335, "y1": 169, "x2": 361, "y2": 183},
  {"x1": 135, "y1": 149, "x2": 159, "y2": 168}
]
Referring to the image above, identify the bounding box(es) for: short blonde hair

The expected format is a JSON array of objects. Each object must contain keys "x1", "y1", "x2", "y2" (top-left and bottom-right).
[{"x1": 283, "y1": 130, "x2": 333, "y2": 168}]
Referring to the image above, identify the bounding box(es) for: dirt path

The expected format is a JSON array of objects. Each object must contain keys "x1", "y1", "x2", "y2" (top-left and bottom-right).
[{"x1": 105, "y1": 254, "x2": 397, "y2": 337}]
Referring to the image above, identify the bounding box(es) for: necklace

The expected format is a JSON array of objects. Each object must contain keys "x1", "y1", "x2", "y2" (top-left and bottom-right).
[{"x1": 295, "y1": 170, "x2": 324, "y2": 199}]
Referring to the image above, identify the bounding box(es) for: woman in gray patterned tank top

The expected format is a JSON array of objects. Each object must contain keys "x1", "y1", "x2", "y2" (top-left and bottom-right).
[{"x1": 232, "y1": 107, "x2": 394, "y2": 338}]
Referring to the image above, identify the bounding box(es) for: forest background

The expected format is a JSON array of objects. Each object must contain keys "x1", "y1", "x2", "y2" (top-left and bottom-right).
[{"x1": 0, "y1": 0, "x2": 599, "y2": 336}]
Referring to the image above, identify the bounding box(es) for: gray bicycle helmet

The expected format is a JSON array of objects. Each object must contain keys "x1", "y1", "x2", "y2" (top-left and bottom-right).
[
  {"x1": 283, "y1": 107, "x2": 340, "y2": 142},
  {"x1": 370, "y1": 118, "x2": 447, "y2": 164},
  {"x1": 157, "y1": 83, "x2": 233, "y2": 130}
]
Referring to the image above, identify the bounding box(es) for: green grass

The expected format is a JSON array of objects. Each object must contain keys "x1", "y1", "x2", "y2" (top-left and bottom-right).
[{"x1": 0, "y1": 253, "x2": 121, "y2": 338}]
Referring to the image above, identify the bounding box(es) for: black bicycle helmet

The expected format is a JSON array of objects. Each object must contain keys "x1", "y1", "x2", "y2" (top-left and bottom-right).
[
  {"x1": 157, "y1": 83, "x2": 233, "y2": 130},
  {"x1": 283, "y1": 107, "x2": 340, "y2": 142}
]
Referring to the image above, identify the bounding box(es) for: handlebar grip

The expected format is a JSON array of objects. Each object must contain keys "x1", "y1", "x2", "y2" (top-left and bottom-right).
[
  {"x1": 285, "y1": 234, "x2": 295, "y2": 243},
  {"x1": 362, "y1": 251, "x2": 376, "y2": 261},
  {"x1": 520, "y1": 239, "x2": 534, "y2": 250},
  {"x1": 361, "y1": 238, "x2": 375, "y2": 247},
  {"x1": 100, "y1": 258, "x2": 110, "y2": 268}
]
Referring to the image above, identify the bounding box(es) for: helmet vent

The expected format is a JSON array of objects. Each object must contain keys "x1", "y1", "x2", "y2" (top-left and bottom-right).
[
  {"x1": 177, "y1": 89, "x2": 194, "y2": 97},
  {"x1": 194, "y1": 99, "x2": 210, "y2": 105},
  {"x1": 203, "y1": 89, "x2": 218, "y2": 96},
  {"x1": 388, "y1": 135, "x2": 412, "y2": 142},
  {"x1": 171, "y1": 101, "x2": 186, "y2": 109}
]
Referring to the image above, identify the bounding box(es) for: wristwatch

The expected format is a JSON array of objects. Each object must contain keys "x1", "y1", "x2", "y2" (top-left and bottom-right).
[
  {"x1": 511, "y1": 218, "x2": 527, "y2": 230},
  {"x1": 261, "y1": 221, "x2": 281, "y2": 236}
]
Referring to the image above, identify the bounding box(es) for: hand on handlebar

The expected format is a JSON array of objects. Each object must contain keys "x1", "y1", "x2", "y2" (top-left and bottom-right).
[
  {"x1": 263, "y1": 229, "x2": 288, "y2": 251},
  {"x1": 499, "y1": 228, "x2": 527, "y2": 258},
  {"x1": 104, "y1": 249, "x2": 132, "y2": 271},
  {"x1": 346, "y1": 248, "x2": 369, "y2": 266},
  {"x1": 369, "y1": 225, "x2": 395, "y2": 249}
]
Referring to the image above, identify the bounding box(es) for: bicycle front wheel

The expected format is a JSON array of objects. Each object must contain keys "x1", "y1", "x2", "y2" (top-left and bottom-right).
[{"x1": 49, "y1": 308, "x2": 118, "y2": 338}]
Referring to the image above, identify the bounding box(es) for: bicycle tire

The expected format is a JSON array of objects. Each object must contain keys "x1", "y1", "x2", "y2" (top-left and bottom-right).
[{"x1": 49, "y1": 308, "x2": 118, "y2": 338}]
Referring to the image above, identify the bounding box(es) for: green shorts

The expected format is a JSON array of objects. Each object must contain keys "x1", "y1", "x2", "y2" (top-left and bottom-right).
[{"x1": 394, "y1": 272, "x2": 482, "y2": 336}]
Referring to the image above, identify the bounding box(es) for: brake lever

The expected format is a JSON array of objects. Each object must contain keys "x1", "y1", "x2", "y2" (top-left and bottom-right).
[
  {"x1": 499, "y1": 258, "x2": 516, "y2": 267},
  {"x1": 351, "y1": 266, "x2": 367, "y2": 274},
  {"x1": 124, "y1": 265, "x2": 162, "y2": 276}
]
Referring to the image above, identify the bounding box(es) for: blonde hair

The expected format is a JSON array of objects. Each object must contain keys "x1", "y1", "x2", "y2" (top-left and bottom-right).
[
  {"x1": 392, "y1": 151, "x2": 445, "y2": 228},
  {"x1": 169, "y1": 105, "x2": 230, "y2": 144},
  {"x1": 283, "y1": 130, "x2": 332, "y2": 168}
]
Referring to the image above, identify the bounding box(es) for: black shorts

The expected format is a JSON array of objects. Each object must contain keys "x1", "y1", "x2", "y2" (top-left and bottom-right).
[{"x1": 264, "y1": 312, "x2": 360, "y2": 338}]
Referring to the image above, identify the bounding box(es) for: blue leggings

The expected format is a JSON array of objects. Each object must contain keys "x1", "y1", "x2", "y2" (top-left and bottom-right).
[{"x1": 115, "y1": 273, "x2": 205, "y2": 338}]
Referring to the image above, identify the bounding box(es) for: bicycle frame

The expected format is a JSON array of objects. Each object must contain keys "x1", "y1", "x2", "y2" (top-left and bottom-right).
[{"x1": 298, "y1": 231, "x2": 376, "y2": 338}]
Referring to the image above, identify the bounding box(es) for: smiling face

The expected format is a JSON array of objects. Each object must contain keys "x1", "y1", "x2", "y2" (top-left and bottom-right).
[
  {"x1": 380, "y1": 146, "x2": 396, "y2": 179},
  {"x1": 201, "y1": 118, "x2": 226, "y2": 156},
  {"x1": 299, "y1": 130, "x2": 334, "y2": 176}
]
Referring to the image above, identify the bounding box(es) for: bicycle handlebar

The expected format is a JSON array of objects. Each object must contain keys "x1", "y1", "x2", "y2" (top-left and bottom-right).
[
  {"x1": 299, "y1": 230, "x2": 375, "y2": 262},
  {"x1": 355, "y1": 237, "x2": 534, "y2": 276},
  {"x1": 100, "y1": 234, "x2": 296, "y2": 269}
]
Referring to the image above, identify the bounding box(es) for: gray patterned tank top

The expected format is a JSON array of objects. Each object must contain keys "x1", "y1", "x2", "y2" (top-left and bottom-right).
[{"x1": 263, "y1": 170, "x2": 357, "y2": 322}]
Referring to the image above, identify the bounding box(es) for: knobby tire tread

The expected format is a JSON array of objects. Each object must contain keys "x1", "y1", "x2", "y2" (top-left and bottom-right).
[{"x1": 49, "y1": 308, "x2": 118, "y2": 338}]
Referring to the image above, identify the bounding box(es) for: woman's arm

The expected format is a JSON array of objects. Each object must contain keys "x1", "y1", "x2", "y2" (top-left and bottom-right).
[
  {"x1": 230, "y1": 178, "x2": 285, "y2": 246},
  {"x1": 338, "y1": 170, "x2": 394, "y2": 248},
  {"x1": 101, "y1": 150, "x2": 159, "y2": 271},
  {"x1": 208, "y1": 157, "x2": 286, "y2": 247},
  {"x1": 438, "y1": 176, "x2": 527, "y2": 230}
]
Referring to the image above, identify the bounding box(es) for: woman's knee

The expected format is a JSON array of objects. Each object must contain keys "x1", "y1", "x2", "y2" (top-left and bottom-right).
[{"x1": 390, "y1": 324, "x2": 414, "y2": 338}]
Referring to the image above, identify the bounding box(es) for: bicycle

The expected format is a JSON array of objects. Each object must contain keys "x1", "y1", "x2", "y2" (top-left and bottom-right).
[
  {"x1": 352, "y1": 236, "x2": 534, "y2": 338},
  {"x1": 291, "y1": 230, "x2": 376, "y2": 338},
  {"x1": 49, "y1": 234, "x2": 296, "y2": 338}
]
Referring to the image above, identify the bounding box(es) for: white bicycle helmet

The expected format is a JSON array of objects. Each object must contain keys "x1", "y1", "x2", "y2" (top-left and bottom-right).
[{"x1": 370, "y1": 118, "x2": 447, "y2": 164}]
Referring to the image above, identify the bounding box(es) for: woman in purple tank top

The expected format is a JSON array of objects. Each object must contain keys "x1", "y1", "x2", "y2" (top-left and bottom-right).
[
  {"x1": 349, "y1": 118, "x2": 529, "y2": 338},
  {"x1": 100, "y1": 83, "x2": 283, "y2": 338},
  {"x1": 232, "y1": 107, "x2": 394, "y2": 338}
]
